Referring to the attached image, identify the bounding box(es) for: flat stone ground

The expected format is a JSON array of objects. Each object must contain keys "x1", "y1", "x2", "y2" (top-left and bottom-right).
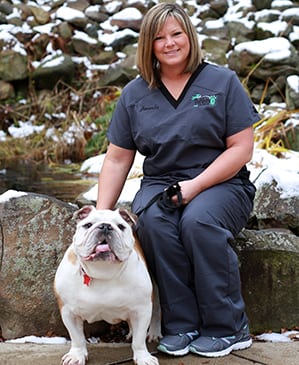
[{"x1": 0, "y1": 341, "x2": 299, "y2": 365}]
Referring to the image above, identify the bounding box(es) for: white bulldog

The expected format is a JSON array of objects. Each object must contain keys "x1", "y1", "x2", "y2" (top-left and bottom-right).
[{"x1": 54, "y1": 206, "x2": 161, "y2": 365}]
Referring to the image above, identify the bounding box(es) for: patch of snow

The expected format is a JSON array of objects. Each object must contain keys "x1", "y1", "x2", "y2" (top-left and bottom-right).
[
  {"x1": 287, "y1": 75, "x2": 299, "y2": 93},
  {"x1": 256, "y1": 330, "x2": 299, "y2": 342},
  {"x1": 111, "y1": 8, "x2": 142, "y2": 21},
  {"x1": 73, "y1": 30, "x2": 98, "y2": 44},
  {"x1": 6, "y1": 336, "x2": 68, "y2": 345},
  {"x1": 55, "y1": 7, "x2": 85, "y2": 21},
  {"x1": 257, "y1": 20, "x2": 288, "y2": 36},
  {"x1": 8, "y1": 121, "x2": 44, "y2": 138},
  {"x1": 0, "y1": 190, "x2": 27, "y2": 203},
  {"x1": 248, "y1": 148, "x2": 299, "y2": 199}
]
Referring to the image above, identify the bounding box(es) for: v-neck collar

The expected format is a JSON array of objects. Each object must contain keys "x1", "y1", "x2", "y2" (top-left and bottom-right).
[{"x1": 158, "y1": 62, "x2": 208, "y2": 109}]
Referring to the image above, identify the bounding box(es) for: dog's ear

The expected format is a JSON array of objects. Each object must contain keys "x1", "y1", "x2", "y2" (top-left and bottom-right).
[
  {"x1": 73, "y1": 205, "x2": 95, "y2": 221},
  {"x1": 118, "y1": 209, "x2": 137, "y2": 228}
]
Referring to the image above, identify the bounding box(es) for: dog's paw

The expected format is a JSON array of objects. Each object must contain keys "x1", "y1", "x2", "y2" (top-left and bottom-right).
[
  {"x1": 134, "y1": 352, "x2": 159, "y2": 365},
  {"x1": 147, "y1": 327, "x2": 162, "y2": 343},
  {"x1": 61, "y1": 349, "x2": 88, "y2": 365},
  {"x1": 147, "y1": 314, "x2": 162, "y2": 343}
]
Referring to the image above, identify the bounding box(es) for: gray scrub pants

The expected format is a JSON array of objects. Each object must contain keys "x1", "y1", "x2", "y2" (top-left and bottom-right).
[{"x1": 132, "y1": 180, "x2": 255, "y2": 338}]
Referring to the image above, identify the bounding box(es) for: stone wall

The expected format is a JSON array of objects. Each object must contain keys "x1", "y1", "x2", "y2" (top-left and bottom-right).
[{"x1": 0, "y1": 0, "x2": 298, "y2": 107}]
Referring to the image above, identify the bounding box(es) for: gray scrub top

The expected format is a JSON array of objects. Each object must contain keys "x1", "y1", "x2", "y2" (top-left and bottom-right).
[{"x1": 107, "y1": 62, "x2": 260, "y2": 182}]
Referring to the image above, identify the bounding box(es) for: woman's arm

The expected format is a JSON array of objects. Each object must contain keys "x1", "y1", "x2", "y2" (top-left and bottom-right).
[
  {"x1": 96, "y1": 143, "x2": 136, "y2": 210},
  {"x1": 178, "y1": 126, "x2": 254, "y2": 204}
]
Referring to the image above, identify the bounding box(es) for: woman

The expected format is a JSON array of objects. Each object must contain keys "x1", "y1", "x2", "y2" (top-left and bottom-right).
[{"x1": 96, "y1": 2, "x2": 260, "y2": 358}]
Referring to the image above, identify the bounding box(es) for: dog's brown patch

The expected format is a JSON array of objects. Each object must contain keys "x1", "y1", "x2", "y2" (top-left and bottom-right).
[
  {"x1": 56, "y1": 293, "x2": 65, "y2": 310},
  {"x1": 134, "y1": 233, "x2": 148, "y2": 267},
  {"x1": 118, "y1": 209, "x2": 137, "y2": 227},
  {"x1": 67, "y1": 247, "x2": 77, "y2": 265},
  {"x1": 53, "y1": 286, "x2": 65, "y2": 310}
]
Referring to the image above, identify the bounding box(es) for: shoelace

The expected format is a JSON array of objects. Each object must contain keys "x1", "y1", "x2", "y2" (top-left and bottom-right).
[
  {"x1": 181, "y1": 330, "x2": 200, "y2": 340},
  {"x1": 217, "y1": 336, "x2": 236, "y2": 344}
]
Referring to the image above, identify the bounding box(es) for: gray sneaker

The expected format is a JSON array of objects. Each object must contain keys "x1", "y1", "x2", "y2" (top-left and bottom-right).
[
  {"x1": 157, "y1": 330, "x2": 200, "y2": 356},
  {"x1": 189, "y1": 324, "x2": 252, "y2": 357}
]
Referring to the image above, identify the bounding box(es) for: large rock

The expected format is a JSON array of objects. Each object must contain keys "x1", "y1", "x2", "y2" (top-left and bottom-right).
[
  {"x1": 227, "y1": 20, "x2": 256, "y2": 43},
  {"x1": 0, "y1": 50, "x2": 28, "y2": 81},
  {"x1": 236, "y1": 228, "x2": 299, "y2": 333},
  {"x1": 31, "y1": 54, "x2": 75, "y2": 90},
  {"x1": 201, "y1": 37, "x2": 230, "y2": 65},
  {"x1": 29, "y1": 4, "x2": 50, "y2": 25},
  {"x1": 72, "y1": 30, "x2": 103, "y2": 57},
  {"x1": 55, "y1": 6, "x2": 88, "y2": 28},
  {"x1": 110, "y1": 7, "x2": 143, "y2": 32},
  {"x1": 228, "y1": 37, "x2": 299, "y2": 81},
  {"x1": 250, "y1": 173, "x2": 299, "y2": 235},
  {"x1": 252, "y1": 0, "x2": 273, "y2": 10},
  {"x1": 0, "y1": 80, "x2": 15, "y2": 100},
  {"x1": 0, "y1": 191, "x2": 77, "y2": 339}
]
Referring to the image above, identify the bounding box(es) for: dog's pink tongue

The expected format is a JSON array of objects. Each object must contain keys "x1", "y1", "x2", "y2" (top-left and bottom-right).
[
  {"x1": 95, "y1": 243, "x2": 110, "y2": 252},
  {"x1": 84, "y1": 243, "x2": 111, "y2": 260}
]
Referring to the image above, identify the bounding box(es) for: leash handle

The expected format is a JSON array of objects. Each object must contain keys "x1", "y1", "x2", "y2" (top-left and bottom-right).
[
  {"x1": 165, "y1": 182, "x2": 182, "y2": 201},
  {"x1": 157, "y1": 182, "x2": 182, "y2": 212},
  {"x1": 137, "y1": 182, "x2": 182, "y2": 215}
]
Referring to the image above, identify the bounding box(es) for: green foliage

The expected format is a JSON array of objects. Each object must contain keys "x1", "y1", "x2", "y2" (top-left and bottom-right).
[{"x1": 84, "y1": 98, "x2": 117, "y2": 157}]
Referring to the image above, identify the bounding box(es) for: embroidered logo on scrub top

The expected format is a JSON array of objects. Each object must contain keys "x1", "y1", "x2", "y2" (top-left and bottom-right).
[{"x1": 192, "y1": 94, "x2": 217, "y2": 107}]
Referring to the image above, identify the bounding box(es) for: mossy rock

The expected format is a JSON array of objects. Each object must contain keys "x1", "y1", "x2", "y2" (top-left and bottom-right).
[{"x1": 240, "y1": 249, "x2": 299, "y2": 334}]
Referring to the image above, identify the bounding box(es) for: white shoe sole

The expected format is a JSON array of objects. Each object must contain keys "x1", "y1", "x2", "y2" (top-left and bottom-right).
[
  {"x1": 157, "y1": 344, "x2": 190, "y2": 356},
  {"x1": 190, "y1": 338, "x2": 252, "y2": 358}
]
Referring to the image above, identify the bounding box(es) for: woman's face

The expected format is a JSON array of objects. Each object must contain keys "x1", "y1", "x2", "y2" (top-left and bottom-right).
[{"x1": 153, "y1": 16, "x2": 190, "y2": 72}]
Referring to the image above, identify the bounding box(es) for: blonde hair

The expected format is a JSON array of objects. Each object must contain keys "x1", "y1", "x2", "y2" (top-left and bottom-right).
[{"x1": 136, "y1": 2, "x2": 203, "y2": 89}]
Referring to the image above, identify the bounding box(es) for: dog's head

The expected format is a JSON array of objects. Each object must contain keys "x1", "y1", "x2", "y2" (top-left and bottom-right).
[{"x1": 72, "y1": 206, "x2": 136, "y2": 263}]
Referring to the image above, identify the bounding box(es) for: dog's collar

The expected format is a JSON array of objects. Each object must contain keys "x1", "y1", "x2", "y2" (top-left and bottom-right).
[{"x1": 80, "y1": 266, "x2": 92, "y2": 286}]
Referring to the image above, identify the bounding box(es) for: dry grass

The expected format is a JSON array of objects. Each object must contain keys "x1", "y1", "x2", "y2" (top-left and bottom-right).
[
  {"x1": 254, "y1": 109, "x2": 299, "y2": 156},
  {"x1": 242, "y1": 69, "x2": 298, "y2": 156},
  {"x1": 0, "y1": 78, "x2": 120, "y2": 165}
]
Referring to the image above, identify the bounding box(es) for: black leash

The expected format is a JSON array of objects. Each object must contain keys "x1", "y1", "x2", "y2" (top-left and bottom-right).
[{"x1": 138, "y1": 182, "x2": 183, "y2": 215}]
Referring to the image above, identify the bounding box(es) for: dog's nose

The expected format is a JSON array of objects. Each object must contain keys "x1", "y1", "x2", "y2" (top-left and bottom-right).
[{"x1": 99, "y1": 223, "x2": 113, "y2": 235}]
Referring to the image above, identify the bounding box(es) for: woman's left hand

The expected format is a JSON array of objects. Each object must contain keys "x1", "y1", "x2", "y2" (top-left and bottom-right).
[{"x1": 172, "y1": 179, "x2": 199, "y2": 206}]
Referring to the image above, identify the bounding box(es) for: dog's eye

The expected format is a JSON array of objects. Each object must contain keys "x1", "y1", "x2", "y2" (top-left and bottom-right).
[
  {"x1": 118, "y1": 224, "x2": 126, "y2": 231},
  {"x1": 83, "y1": 223, "x2": 93, "y2": 229}
]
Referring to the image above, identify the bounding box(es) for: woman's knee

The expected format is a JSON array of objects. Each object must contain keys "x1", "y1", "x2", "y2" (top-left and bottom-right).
[
  {"x1": 180, "y1": 208, "x2": 234, "y2": 254},
  {"x1": 180, "y1": 205, "x2": 218, "y2": 234}
]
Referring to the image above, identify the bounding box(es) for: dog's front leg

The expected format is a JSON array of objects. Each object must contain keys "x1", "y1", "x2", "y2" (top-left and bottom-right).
[
  {"x1": 61, "y1": 306, "x2": 88, "y2": 365},
  {"x1": 130, "y1": 307, "x2": 159, "y2": 365}
]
